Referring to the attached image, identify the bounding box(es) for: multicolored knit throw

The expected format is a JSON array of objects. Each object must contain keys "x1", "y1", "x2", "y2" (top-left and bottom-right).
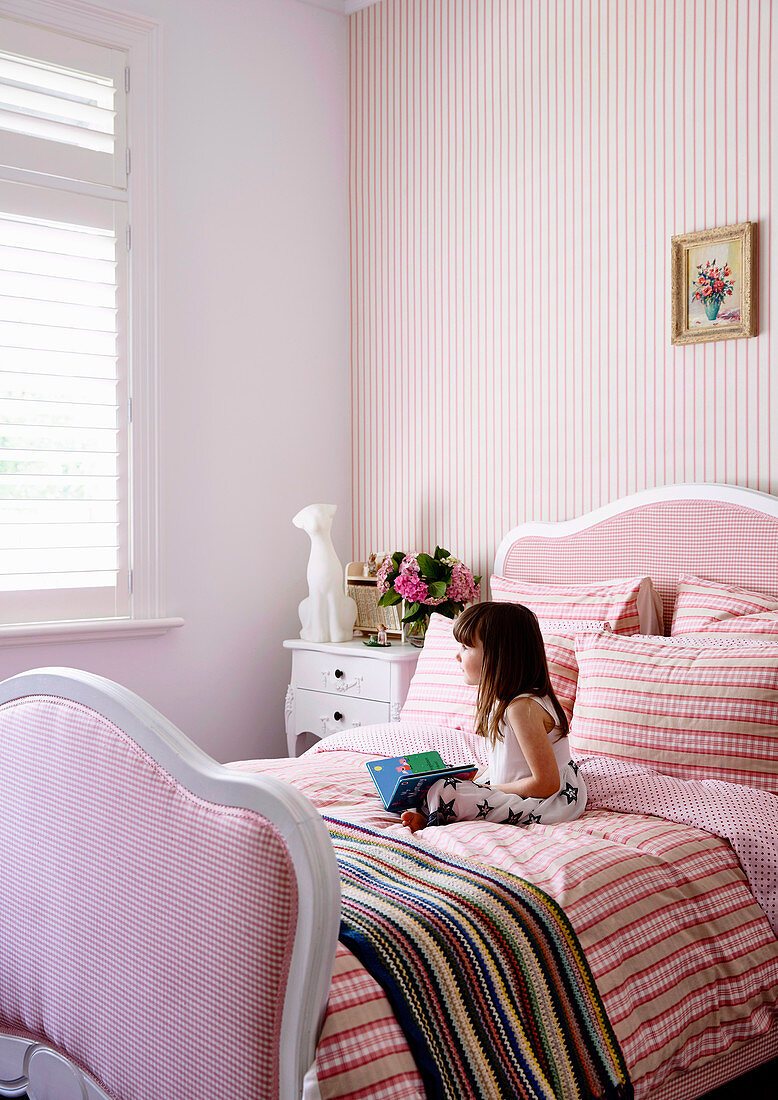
[{"x1": 327, "y1": 818, "x2": 632, "y2": 1100}]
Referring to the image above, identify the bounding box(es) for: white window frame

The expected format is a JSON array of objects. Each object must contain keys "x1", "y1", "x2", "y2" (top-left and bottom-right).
[{"x1": 0, "y1": 0, "x2": 182, "y2": 646}]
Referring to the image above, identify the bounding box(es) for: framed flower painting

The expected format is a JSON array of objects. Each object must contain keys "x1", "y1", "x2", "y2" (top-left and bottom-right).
[{"x1": 670, "y1": 221, "x2": 755, "y2": 344}]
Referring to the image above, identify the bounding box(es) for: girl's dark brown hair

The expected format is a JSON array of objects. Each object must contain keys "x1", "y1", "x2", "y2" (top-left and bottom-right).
[{"x1": 452, "y1": 601, "x2": 569, "y2": 746}]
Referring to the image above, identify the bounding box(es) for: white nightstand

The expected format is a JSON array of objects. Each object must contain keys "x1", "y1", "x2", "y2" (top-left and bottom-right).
[{"x1": 283, "y1": 638, "x2": 421, "y2": 758}]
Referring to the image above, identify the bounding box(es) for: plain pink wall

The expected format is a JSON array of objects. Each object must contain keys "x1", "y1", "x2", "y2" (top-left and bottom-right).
[{"x1": 0, "y1": 0, "x2": 350, "y2": 762}]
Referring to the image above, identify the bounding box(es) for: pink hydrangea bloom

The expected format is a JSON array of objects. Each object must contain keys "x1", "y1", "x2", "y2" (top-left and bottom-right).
[
  {"x1": 376, "y1": 556, "x2": 395, "y2": 594},
  {"x1": 398, "y1": 553, "x2": 447, "y2": 605},
  {"x1": 394, "y1": 569, "x2": 430, "y2": 603},
  {"x1": 447, "y1": 561, "x2": 480, "y2": 603},
  {"x1": 398, "y1": 554, "x2": 419, "y2": 574}
]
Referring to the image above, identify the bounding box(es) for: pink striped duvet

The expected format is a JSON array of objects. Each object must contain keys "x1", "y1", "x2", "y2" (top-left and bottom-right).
[{"x1": 231, "y1": 727, "x2": 778, "y2": 1100}]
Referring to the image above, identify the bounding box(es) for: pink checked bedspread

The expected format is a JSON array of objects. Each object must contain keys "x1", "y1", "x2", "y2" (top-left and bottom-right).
[{"x1": 230, "y1": 725, "x2": 778, "y2": 1100}]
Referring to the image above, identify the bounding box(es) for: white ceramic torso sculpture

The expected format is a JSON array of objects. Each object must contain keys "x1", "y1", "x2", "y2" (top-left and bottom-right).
[{"x1": 293, "y1": 503, "x2": 357, "y2": 643}]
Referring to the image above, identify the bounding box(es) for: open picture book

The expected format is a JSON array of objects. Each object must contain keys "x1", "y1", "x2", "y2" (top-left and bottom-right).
[{"x1": 366, "y1": 750, "x2": 478, "y2": 812}]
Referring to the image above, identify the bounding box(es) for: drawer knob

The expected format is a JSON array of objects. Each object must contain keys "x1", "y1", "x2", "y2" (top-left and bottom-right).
[
  {"x1": 334, "y1": 668, "x2": 344, "y2": 679},
  {"x1": 334, "y1": 711, "x2": 343, "y2": 722}
]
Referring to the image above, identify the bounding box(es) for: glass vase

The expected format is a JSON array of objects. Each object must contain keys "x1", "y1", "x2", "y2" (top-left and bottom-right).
[{"x1": 404, "y1": 615, "x2": 429, "y2": 648}]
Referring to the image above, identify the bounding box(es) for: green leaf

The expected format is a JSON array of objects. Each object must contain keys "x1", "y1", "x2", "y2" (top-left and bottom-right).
[
  {"x1": 428, "y1": 580, "x2": 448, "y2": 599},
  {"x1": 378, "y1": 590, "x2": 402, "y2": 607},
  {"x1": 391, "y1": 550, "x2": 406, "y2": 568},
  {"x1": 401, "y1": 602, "x2": 421, "y2": 622},
  {"x1": 434, "y1": 546, "x2": 451, "y2": 560},
  {"x1": 417, "y1": 552, "x2": 442, "y2": 580}
]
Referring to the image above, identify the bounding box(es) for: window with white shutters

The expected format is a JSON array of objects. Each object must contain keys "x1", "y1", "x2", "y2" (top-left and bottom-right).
[
  {"x1": 0, "y1": 178, "x2": 128, "y2": 624},
  {"x1": 0, "y1": 7, "x2": 165, "y2": 637}
]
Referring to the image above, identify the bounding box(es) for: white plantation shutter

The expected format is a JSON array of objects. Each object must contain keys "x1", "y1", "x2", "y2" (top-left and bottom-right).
[
  {"x1": 0, "y1": 16, "x2": 126, "y2": 187},
  {"x1": 0, "y1": 13, "x2": 132, "y2": 629}
]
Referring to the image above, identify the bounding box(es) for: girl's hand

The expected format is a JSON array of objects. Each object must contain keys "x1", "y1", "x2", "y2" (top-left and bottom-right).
[
  {"x1": 401, "y1": 809, "x2": 427, "y2": 833},
  {"x1": 495, "y1": 697, "x2": 561, "y2": 799}
]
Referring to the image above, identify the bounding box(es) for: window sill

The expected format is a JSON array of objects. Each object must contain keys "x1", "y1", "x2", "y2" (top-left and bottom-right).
[{"x1": 0, "y1": 617, "x2": 185, "y2": 648}]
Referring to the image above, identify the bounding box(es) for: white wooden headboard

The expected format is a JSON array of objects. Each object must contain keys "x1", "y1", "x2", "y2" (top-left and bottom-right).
[{"x1": 493, "y1": 483, "x2": 778, "y2": 633}]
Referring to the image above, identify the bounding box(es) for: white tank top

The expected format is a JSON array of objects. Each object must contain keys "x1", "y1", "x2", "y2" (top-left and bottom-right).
[{"x1": 484, "y1": 693, "x2": 570, "y2": 787}]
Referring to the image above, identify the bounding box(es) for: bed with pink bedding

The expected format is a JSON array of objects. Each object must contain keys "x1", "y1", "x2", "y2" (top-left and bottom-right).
[{"x1": 1, "y1": 482, "x2": 777, "y2": 1100}]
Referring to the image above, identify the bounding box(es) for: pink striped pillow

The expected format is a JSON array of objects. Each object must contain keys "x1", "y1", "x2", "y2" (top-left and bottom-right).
[
  {"x1": 532, "y1": 624, "x2": 613, "y2": 721},
  {"x1": 671, "y1": 574, "x2": 778, "y2": 635},
  {"x1": 490, "y1": 574, "x2": 662, "y2": 635},
  {"x1": 399, "y1": 614, "x2": 478, "y2": 733},
  {"x1": 683, "y1": 612, "x2": 778, "y2": 638},
  {"x1": 570, "y1": 632, "x2": 778, "y2": 793},
  {"x1": 489, "y1": 573, "x2": 660, "y2": 720},
  {"x1": 399, "y1": 612, "x2": 609, "y2": 733}
]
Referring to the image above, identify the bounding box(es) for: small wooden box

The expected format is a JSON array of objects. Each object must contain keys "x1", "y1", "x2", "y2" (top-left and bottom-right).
[{"x1": 345, "y1": 562, "x2": 403, "y2": 637}]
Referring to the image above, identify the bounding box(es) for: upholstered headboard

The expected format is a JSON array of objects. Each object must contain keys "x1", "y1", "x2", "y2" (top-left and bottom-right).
[{"x1": 493, "y1": 484, "x2": 778, "y2": 634}]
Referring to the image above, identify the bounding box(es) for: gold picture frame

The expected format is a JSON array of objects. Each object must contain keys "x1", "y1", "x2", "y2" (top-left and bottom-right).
[{"x1": 670, "y1": 221, "x2": 755, "y2": 345}]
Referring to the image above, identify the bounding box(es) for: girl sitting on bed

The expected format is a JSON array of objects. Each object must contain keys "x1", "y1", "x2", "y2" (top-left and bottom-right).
[{"x1": 401, "y1": 601, "x2": 587, "y2": 832}]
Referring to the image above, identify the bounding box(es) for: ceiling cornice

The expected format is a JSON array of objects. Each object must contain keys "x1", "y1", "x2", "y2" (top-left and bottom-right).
[{"x1": 292, "y1": 0, "x2": 381, "y2": 14}]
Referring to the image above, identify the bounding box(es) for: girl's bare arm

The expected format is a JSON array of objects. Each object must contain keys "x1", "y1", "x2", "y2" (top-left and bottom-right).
[{"x1": 491, "y1": 697, "x2": 561, "y2": 799}]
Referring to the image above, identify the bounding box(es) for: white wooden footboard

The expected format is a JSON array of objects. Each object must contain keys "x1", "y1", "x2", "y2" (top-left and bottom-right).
[{"x1": 0, "y1": 668, "x2": 340, "y2": 1100}]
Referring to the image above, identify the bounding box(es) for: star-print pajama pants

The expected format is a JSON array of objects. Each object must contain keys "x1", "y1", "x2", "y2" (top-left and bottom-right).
[{"x1": 421, "y1": 761, "x2": 586, "y2": 827}]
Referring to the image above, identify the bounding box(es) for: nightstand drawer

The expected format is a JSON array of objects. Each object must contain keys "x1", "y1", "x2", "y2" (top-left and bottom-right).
[
  {"x1": 292, "y1": 649, "x2": 391, "y2": 701},
  {"x1": 292, "y1": 688, "x2": 391, "y2": 740}
]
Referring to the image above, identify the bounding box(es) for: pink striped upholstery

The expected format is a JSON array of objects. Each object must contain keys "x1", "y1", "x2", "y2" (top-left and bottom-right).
[
  {"x1": 671, "y1": 574, "x2": 778, "y2": 634},
  {"x1": 500, "y1": 500, "x2": 778, "y2": 633},
  {"x1": 0, "y1": 695, "x2": 298, "y2": 1100},
  {"x1": 570, "y1": 633, "x2": 778, "y2": 792}
]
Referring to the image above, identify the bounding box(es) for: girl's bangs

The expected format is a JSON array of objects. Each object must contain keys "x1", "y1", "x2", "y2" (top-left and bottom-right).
[{"x1": 452, "y1": 606, "x2": 483, "y2": 647}]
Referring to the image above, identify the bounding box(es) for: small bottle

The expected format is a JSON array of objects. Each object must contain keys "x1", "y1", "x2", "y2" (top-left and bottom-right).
[{"x1": 377, "y1": 622, "x2": 387, "y2": 646}]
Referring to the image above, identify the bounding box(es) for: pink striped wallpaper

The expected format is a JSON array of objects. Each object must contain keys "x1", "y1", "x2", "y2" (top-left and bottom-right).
[{"x1": 348, "y1": 0, "x2": 776, "y2": 582}]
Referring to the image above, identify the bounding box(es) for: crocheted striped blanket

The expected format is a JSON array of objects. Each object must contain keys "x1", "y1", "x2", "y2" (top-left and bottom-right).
[{"x1": 327, "y1": 818, "x2": 632, "y2": 1100}]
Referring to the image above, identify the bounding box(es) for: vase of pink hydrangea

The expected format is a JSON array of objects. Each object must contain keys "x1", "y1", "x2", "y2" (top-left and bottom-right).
[{"x1": 376, "y1": 547, "x2": 481, "y2": 647}]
